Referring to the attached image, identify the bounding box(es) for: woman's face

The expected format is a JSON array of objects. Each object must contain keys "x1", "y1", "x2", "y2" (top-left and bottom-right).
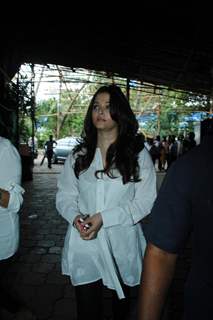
[{"x1": 92, "y1": 92, "x2": 118, "y2": 133}]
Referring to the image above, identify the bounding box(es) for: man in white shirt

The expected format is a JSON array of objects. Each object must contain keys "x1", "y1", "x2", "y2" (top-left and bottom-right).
[{"x1": 0, "y1": 136, "x2": 35, "y2": 319}]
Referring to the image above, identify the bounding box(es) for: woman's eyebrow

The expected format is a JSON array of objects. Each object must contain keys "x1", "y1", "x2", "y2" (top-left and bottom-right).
[{"x1": 94, "y1": 101, "x2": 110, "y2": 105}]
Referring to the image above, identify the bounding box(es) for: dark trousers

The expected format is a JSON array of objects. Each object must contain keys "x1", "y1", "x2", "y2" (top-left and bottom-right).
[
  {"x1": 46, "y1": 150, "x2": 53, "y2": 168},
  {"x1": 75, "y1": 280, "x2": 132, "y2": 320},
  {"x1": 0, "y1": 255, "x2": 22, "y2": 315}
]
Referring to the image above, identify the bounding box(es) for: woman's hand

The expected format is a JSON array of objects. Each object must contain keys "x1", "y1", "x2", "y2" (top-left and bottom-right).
[
  {"x1": 73, "y1": 214, "x2": 86, "y2": 233},
  {"x1": 80, "y1": 213, "x2": 103, "y2": 240}
]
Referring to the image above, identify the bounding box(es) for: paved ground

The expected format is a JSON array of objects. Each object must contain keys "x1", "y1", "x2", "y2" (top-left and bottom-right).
[{"x1": 1, "y1": 154, "x2": 191, "y2": 319}]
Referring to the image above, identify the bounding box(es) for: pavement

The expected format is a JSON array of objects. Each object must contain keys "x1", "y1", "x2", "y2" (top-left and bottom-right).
[{"x1": 1, "y1": 154, "x2": 191, "y2": 320}]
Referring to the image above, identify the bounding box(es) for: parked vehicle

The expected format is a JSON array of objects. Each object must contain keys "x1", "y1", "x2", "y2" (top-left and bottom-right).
[{"x1": 52, "y1": 136, "x2": 79, "y2": 163}]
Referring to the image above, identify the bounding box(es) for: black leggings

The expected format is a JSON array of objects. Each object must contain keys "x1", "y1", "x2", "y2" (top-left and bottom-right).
[{"x1": 75, "y1": 280, "x2": 132, "y2": 320}]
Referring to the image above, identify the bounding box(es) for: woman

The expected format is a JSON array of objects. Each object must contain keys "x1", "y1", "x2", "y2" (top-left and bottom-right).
[{"x1": 56, "y1": 85, "x2": 156, "y2": 320}]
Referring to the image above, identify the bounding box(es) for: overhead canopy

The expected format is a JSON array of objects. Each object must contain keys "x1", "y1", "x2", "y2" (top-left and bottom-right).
[{"x1": 2, "y1": 5, "x2": 213, "y2": 96}]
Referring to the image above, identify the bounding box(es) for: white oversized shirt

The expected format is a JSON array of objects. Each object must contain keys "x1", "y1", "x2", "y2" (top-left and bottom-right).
[
  {"x1": 0, "y1": 137, "x2": 24, "y2": 260},
  {"x1": 56, "y1": 147, "x2": 156, "y2": 298}
]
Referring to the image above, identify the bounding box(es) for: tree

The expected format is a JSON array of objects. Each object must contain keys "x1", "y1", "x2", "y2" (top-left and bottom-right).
[
  {"x1": 36, "y1": 98, "x2": 58, "y2": 146},
  {"x1": 17, "y1": 64, "x2": 211, "y2": 144}
]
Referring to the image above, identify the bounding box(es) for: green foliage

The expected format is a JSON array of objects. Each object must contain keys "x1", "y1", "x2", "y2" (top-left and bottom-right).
[
  {"x1": 35, "y1": 85, "x2": 210, "y2": 142},
  {"x1": 17, "y1": 66, "x2": 211, "y2": 145},
  {"x1": 19, "y1": 118, "x2": 31, "y2": 143},
  {"x1": 59, "y1": 113, "x2": 84, "y2": 137},
  {"x1": 140, "y1": 89, "x2": 210, "y2": 138}
]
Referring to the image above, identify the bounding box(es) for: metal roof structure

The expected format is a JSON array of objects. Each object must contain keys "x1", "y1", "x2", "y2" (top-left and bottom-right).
[{"x1": 1, "y1": 5, "x2": 213, "y2": 97}]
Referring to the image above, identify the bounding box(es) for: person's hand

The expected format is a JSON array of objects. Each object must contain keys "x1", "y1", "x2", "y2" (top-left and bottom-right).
[
  {"x1": 73, "y1": 214, "x2": 86, "y2": 233},
  {"x1": 80, "y1": 213, "x2": 103, "y2": 240}
]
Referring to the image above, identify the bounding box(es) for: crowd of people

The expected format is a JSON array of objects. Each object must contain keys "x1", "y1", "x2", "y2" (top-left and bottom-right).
[
  {"x1": 0, "y1": 84, "x2": 212, "y2": 320},
  {"x1": 145, "y1": 132, "x2": 197, "y2": 171}
]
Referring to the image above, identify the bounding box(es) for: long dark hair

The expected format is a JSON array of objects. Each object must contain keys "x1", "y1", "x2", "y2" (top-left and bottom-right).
[{"x1": 73, "y1": 84, "x2": 144, "y2": 184}]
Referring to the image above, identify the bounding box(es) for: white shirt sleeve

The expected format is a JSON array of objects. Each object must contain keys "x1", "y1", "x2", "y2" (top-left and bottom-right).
[
  {"x1": 56, "y1": 153, "x2": 79, "y2": 225},
  {"x1": 0, "y1": 138, "x2": 24, "y2": 214},
  {"x1": 101, "y1": 148, "x2": 157, "y2": 227}
]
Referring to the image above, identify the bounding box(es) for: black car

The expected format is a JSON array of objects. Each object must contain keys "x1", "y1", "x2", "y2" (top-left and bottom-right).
[{"x1": 52, "y1": 137, "x2": 78, "y2": 163}]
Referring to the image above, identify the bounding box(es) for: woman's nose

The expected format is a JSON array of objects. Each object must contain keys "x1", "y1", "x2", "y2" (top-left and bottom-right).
[{"x1": 97, "y1": 108, "x2": 104, "y2": 115}]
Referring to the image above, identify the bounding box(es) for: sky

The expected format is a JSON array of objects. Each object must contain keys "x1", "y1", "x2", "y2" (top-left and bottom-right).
[{"x1": 15, "y1": 64, "x2": 86, "y2": 102}]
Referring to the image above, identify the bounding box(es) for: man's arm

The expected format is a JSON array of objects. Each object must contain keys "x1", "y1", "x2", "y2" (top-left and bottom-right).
[
  {"x1": 0, "y1": 139, "x2": 24, "y2": 213},
  {"x1": 0, "y1": 188, "x2": 10, "y2": 208},
  {"x1": 137, "y1": 243, "x2": 177, "y2": 320}
]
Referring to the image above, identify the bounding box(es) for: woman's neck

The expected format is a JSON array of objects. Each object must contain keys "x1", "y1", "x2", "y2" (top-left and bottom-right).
[
  {"x1": 97, "y1": 130, "x2": 117, "y2": 152},
  {"x1": 97, "y1": 130, "x2": 117, "y2": 166}
]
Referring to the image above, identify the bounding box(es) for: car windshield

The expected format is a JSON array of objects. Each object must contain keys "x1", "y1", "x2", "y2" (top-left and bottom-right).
[
  {"x1": 56, "y1": 137, "x2": 78, "y2": 147},
  {"x1": 57, "y1": 139, "x2": 69, "y2": 146},
  {"x1": 52, "y1": 137, "x2": 79, "y2": 163}
]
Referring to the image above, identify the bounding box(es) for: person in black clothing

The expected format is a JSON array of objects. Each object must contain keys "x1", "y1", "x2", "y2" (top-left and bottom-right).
[
  {"x1": 182, "y1": 131, "x2": 197, "y2": 154},
  {"x1": 188, "y1": 131, "x2": 197, "y2": 150},
  {"x1": 167, "y1": 134, "x2": 177, "y2": 168},
  {"x1": 137, "y1": 121, "x2": 213, "y2": 320},
  {"x1": 44, "y1": 135, "x2": 57, "y2": 169},
  {"x1": 147, "y1": 138, "x2": 159, "y2": 166}
]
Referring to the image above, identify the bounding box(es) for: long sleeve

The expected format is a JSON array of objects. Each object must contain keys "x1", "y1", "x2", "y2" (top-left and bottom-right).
[
  {"x1": 0, "y1": 138, "x2": 24, "y2": 214},
  {"x1": 59, "y1": 148, "x2": 156, "y2": 294},
  {"x1": 101, "y1": 148, "x2": 157, "y2": 227},
  {"x1": 56, "y1": 153, "x2": 79, "y2": 225}
]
